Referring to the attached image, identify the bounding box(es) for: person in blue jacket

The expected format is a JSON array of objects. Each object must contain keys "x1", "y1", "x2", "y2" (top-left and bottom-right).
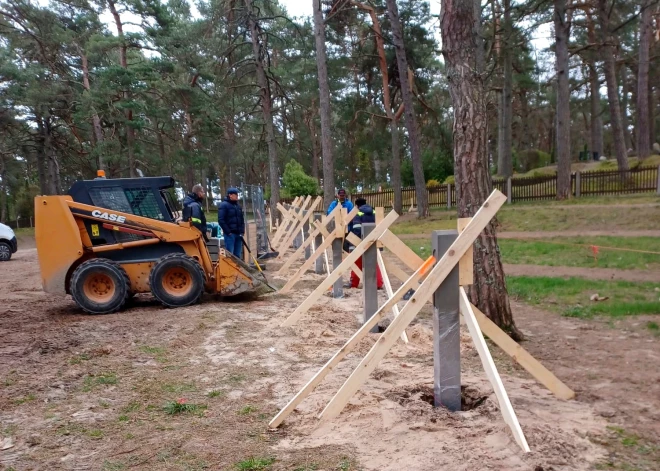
[
  {"x1": 326, "y1": 188, "x2": 354, "y2": 215},
  {"x1": 182, "y1": 184, "x2": 208, "y2": 242},
  {"x1": 218, "y1": 187, "x2": 245, "y2": 259}
]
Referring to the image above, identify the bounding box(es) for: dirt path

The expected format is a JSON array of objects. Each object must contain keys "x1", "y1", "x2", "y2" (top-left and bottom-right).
[
  {"x1": 503, "y1": 264, "x2": 660, "y2": 282},
  {"x1": 396, "y1": 230, "x2": 660, "y2": 240},
  {"x1": 1, "y1": 250, "x2": 659, "y2": 470}
]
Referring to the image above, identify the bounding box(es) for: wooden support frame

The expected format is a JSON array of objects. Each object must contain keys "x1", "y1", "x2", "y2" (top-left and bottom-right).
[
  {"x1": 274, "y1": 196, "x2": 313, "y2": 251},
  {"x1": 469, "y1": 302, "x2": 575, "y2": 400},
  {"x1": 459, "y1": 287, "x2": 530, "y2": 452},
  {"x1": 318, "y1": 190, "x2": 506, "y2": 422},
  {"x1": 281, "y1": 210, "x2": 400, "y2": 326},
  {"x1": 276, "y1": 196, "x2": 322, "y2": 259},
  {"x1": 268, "y1": 254, "x2": 436, "y2": 429},
  {"x1": 346, "y1": 231, "x2": 407, "y2": 343},
  {"x1": 276, "y1": 206, "x2": 359, "y2": 275},
  {"x1": 272, "y1": 197, "x2": 301, "y2": 247}
]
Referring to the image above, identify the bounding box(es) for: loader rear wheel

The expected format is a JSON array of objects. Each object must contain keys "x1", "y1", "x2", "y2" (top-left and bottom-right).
[
  {"x1": 71, "y1": 259, "x2": 130, "y2": 314},
  {"x1": 150, "y1": 254, "x2": 205, "y2": 308}
]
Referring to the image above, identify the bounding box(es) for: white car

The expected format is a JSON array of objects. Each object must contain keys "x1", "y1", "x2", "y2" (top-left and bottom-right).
[{"x1": 0, "y1": 223, "x2": 18, "y2": 261}]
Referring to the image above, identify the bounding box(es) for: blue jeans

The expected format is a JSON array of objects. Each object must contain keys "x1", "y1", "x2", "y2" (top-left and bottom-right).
[{"x1": 224, "y1": 233, "x2": 244, "y2": 259}]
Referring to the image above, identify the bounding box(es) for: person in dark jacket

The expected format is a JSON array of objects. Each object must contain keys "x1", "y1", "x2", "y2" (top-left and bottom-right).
[
  {"x1": 182, "y1": 184, "x2": 208, "y2": 241},
  {"x1": 218, "y1": 187, "x2": 245, "y2": 259},
  {"x1": 347, "y1": 198, "x2": 383, "y2": 289}
]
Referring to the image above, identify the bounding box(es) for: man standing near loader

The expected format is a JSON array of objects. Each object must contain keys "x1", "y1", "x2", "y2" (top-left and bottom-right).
[
  {"x1": 182, "y1": 184, "x2": 208, "y2": 242},
  {"x1": 347, "y1": 198, "x2": 383, "y2": 290},
  {"x1": 218, "y1": 187, "x2": 245, "y2": 259}
]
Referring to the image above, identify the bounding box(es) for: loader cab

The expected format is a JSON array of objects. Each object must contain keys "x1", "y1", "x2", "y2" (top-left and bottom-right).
[
  {"x1": 68, "y1": 176, "x2": 180, "y2": 222},
  {"x1": 67, "y1": 176, "x2": 181, "y2": 247}
]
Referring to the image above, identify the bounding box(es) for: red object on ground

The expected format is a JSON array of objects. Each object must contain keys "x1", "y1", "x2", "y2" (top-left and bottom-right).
[{"x1": 350, "y1": 256, "x2": 384, "y2": 289}]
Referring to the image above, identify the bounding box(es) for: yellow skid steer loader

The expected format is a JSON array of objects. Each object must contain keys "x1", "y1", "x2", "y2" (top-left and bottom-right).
[{"x1": 35, "y1": 176, "x2": 274, "y2": 314}]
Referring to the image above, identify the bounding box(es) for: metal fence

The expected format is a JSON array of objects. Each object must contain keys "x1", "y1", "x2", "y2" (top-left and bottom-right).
[{"x1": 279, "y1": 165, "x2": 660, "y2": 210}]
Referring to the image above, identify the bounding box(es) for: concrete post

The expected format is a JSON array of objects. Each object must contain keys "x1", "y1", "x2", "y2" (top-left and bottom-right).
[
  {"x1": 506, "y1": 177, "x2": 512, "y2": 204},
  {"x1": 432, "y1": 230, "x2": 461, "y2": 411},
  {"x1": 330, "y1": 219, "x2": 343, "y2": 298},
  {"x1": 362, "y1": 223, "x2": 378, "y2": 333},
  {"x1": 656, "y1": 165, "x2": 660, "y2": 195},
  {"x1": 447, "y1": 184, "x2": 452, "y2": 209},
  {"x1": 575, "y1": 172, "x2": 581, "y2": 198},
  {"x1": 314, "y1": 214, "x2": 325, "y2": 274},
  {"x1": 303, "y1": 216, "x2": 311, "y2": 260}
]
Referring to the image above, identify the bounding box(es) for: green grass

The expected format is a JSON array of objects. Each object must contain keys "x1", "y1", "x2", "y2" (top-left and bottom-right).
[
  {"x1": 161, "y1": 382, "x2": 197, "y2": 394},
  {"x1": 507, "y1": 276, "x2": 660, "y2": 319},
  {"x1": 13, "y1": 394, "x2": 36, "y2": 405},
  {"x1": 207, "y1": 390, "x2": 224, "y2": 398},
  {"x1": 405, "y1": 236, "x2": 660, "y2": 270},
  {"x1": 238, "y1": 405, "x2": 257, "y2": 415},
  {"x1": 82, "y1": 373, "x2": 118, "y2": 392},
  {"x1": 498, "y1": 237, "x2": 660, "y2": 270},
  {"x1": 162, "y1": 400, "x2": 206, "y2": 416},
  {"x1": 647, "y1": 321, "x2": 659, "y2": 334},
  {"x1": 392, "y1": 198, "x2": 660, "y2": 235},
  {"x1": 235, "y1": 457, "x2": 276, "y2": 470}
]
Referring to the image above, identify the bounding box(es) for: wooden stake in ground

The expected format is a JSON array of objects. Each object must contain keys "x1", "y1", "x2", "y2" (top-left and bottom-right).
[
  {"x1": 459, "y1": 287, "x2": 530, "y2": 452},
  {"x1": 276, "y1": 196, "x2": 321, "y2": 259}
]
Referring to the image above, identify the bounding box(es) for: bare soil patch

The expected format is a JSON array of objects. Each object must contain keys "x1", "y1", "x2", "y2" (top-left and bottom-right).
[{"x1": 0, "y1": 250, "x2": 658, "y2": 470}]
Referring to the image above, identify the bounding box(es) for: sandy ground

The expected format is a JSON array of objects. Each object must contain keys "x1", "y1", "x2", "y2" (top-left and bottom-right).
[{"x1": 1, "y1": 249, "x2": 659, "y2": 470}]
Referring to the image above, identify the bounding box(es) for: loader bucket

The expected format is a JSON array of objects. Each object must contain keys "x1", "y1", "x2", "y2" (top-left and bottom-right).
[{"x1": 216, "y1": 251, "x2": 276, "y2": 297}]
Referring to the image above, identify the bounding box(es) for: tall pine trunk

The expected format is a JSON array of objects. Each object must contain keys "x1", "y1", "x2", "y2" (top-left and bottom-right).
[
  {"x1": 636, "y1": 0, "x2": 653, "y2": 159},
  {"x1": 385, "y1": 0, "x2": 428, "y2": 217},
  {"x1": 621, "y1": 66, "x2": 634, "y2": 152},
  {"x1": 598, "y1": 0, "x2": 630, "y2": 171},
  {"x1": 554, "y1": 0, "x2": 572, "y2": 199},
  {"x1": 246, "y1": 0, "x2": 279, "y2": 220},
  {"x1": 587, "y1": 13, "x2": 604, "y2": 159},
  {"x1": 497, "y1": 0, "x2": 513, "y2": 177},
  {"x1": 441, "y1": 0, "x2": 522, "y2": 339},
  {"x1": 107, "y1": 0, "x2": 136, "y2": 177},
  {"x1": 313, "y1": 0, "x2": 335, "y2": 209}
]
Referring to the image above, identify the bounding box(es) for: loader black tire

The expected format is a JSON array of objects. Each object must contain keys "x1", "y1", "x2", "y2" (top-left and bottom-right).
[
  {"x1": 149, "y1": 253, "x2": 205, "y2": 308},
  {"x1": 70, "y1": 259, "x2": 130, "y2": 314}
]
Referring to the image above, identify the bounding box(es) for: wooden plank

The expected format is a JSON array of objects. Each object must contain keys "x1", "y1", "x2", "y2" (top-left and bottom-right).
[
  {"x1": 375, "y1": 207, "x2": 385, "y2": 248},
  {"x1": 380, "y1": 230, "x2": 425, "y2": 272},
  {"x1": 281, "y1": 210, "x2": 399, "y2": 326},
  {"x1": 276, "y1": 205, "x2": 341, "y2": 275},
  {"x1": 318, "y1": 190, "x2": 507, "y2": 422},
  {"x1": 459, "y1": 288, "x2": 530, "y2": 452},
  {"x1": 279, "y1": 230, "x2": 337, "y2": 294},
  {"x1": 274, "y1": 196, "x2": 312, "y2": 251},
  {"x1": 272, "y1": 199, "x2": 299, "y2": 247},
  {"x1": 470, "y1": 302, "x2": 575, "y2": 400},
  {"x1": 377, "y1": 250, "x2": 408, "y2": 343},
  {"x1": 276, "y1": 196, "x2": 321, "y2": 259},
  {"x1": 269, "y1": 255, "x2": 435, "y2": 429},
  {"x1": 457, "y1": 218, "x2": 474, "y2": 286}
]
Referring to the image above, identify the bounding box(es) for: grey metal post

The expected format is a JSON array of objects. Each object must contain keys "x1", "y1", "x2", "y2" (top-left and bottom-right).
[
  {"x1": 575, "y1": 172, "x2": 581, "y2": 198},
  {"x1": 506, "y1": 177, "x2": 512, "y2": 204},
  {"x1": 656, "y1": 165, "x2": 660, "y2": 195},
  {"x1": 362, "y1": 223, "x2": 378, "y2": 332},
  {"x1": 432, "y1": 230, "x2": 461, "y2": 411},
  {"x1": 303, "y1": 215, "x2": 311, "y2": 260},
  {"x1": 330, "y1": 220, "x2": 343, "y2": 298},
  {"x1": 314, "y1": 214, "x2": 325, "y2": 274},
  {"x1": 447, "y1": 184, "x2": 452, "y2": 209}
]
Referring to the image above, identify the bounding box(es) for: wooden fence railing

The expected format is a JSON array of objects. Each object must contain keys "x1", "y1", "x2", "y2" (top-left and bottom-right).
[{"x1": 280, "y1": 165, "x2": 660, "y2": 211}]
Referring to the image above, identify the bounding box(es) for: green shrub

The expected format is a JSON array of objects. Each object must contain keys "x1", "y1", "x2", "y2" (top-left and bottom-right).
[
  {"x1": 443, "y1": 175, "x2": 455, "y2": 185},
  {"x1": 426, "y1": 179, "x2": 441, "y2": 188},
  {"x1": 282, "y1": 160, "x2": 319, "y2": 197}
]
